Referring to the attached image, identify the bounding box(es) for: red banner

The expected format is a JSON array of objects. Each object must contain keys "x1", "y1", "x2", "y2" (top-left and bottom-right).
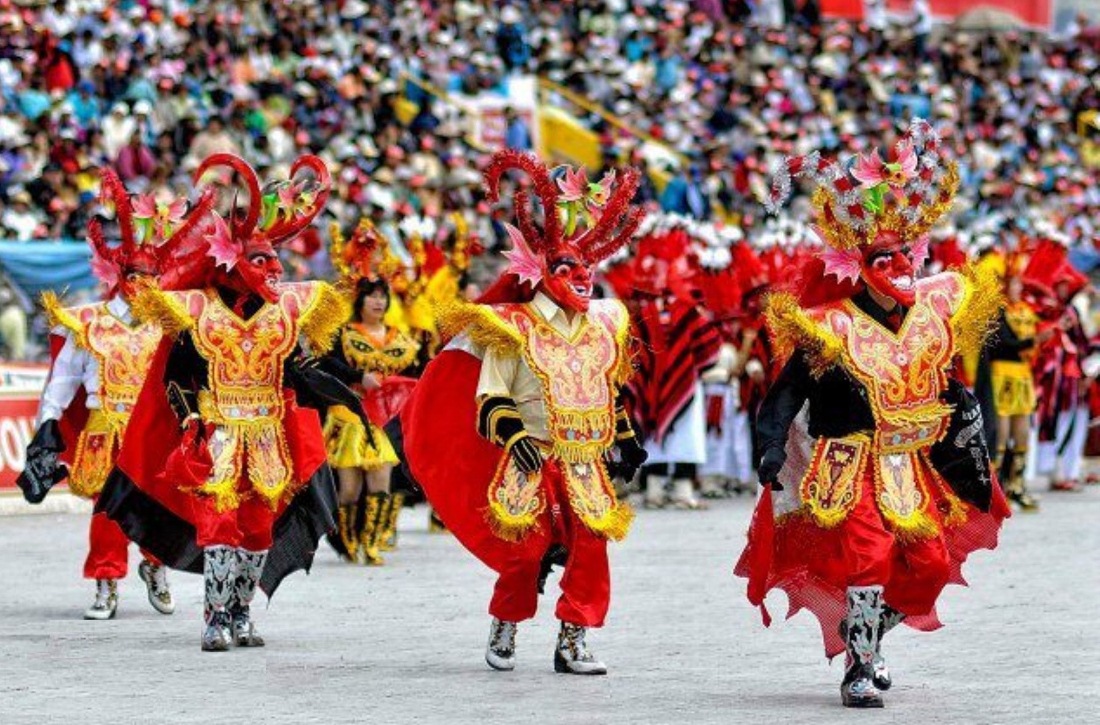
[
  {"x1": 0, "y1": 395, "x2": 40, "y2": 490},
  {"x1": 822, "y1": 0, "x2": 1054, "y2": 28}
]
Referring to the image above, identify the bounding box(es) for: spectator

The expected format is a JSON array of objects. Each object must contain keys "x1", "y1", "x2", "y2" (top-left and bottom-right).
[
  {"x1": 504, "y1": 108, "x2": 532, "y2": 151},
  {"x1": 1, "y1": 190, "x2": 43, "y2": 241},
  {"x1": 0, "y1": 283, "x2": 27, "y2": 360},
  {"x1": 116, "y1": 132, "x2": 158, "y2": 184}
]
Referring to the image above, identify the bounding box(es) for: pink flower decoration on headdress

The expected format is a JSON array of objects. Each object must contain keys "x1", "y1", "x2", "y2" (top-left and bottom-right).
[
  {"x1": 818, "y1": 223, "x2": 863, "y2": 283},
  {"x1": 556, "y1": 166, "x2": 589, "y2": 202},
  {"x1": 851, "y1": 142, "x2": 917, "y2": 190},
  {"x1": 501, "y1": 223, "x2": 543, "y2": 288},
  {"x1": 133, "y1": 194, "x2": 187, "y2": 240},
  {"x1": 205, "y1": 213, "x2": 242, "y2": 271},
  {"x1": 89, "y1": 241, "x2": 121, "y2": 292}
]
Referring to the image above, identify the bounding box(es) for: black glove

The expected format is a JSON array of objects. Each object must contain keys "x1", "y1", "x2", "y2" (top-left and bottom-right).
[
  {"x1": 17, "y1": 419, "x2": 67, "y2": 504},
  {"x1": 508, "y1": 435, "x2": 543, "y2": 475},
  {"x1": 758, "y1": 447, "x2": 784, "y2": 491},
  {"x1": 478, "y1": 396, "x2": 542, "y2": 473},
  {"x1": 611, "y1": 435, "x2": 648, "y2": 482}
]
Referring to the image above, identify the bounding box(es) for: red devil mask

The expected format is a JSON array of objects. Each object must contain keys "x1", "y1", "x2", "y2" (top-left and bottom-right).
[
  {"x1": 89, "y1": 168, "x2": 212, "y2": 302},
  {"x1": 860, "y1": 231, "x2": 918, "y2": 308},
  {"x1": 484, "y1": 151, "x2": 643, "y2": 315},
  {"x1": 157, "y1": 154, "x2": 329, "y2": 302}
]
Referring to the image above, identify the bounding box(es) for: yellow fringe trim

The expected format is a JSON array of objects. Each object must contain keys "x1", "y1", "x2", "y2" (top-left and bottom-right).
[
  {"x1": 41, "y1": 291, "x2": 89, "y2": 343},
  {"x1": 764, "y1": 292, "x2": 844, "y2": 377},
  {"x1": 951, "y1": 263, "x2": 1003, "y2": 360},
  {"x1": 299, "y1": 282, "x2": 352, "y2": 354},
  {"x1": 436, "y1": 299, "x2": 524, "y2": 355},
  {"x1": 130, "y1": 286, "x2": 194, "y2": 338},
  {"x1": 580, "y1": 500, "x2": 634, "y2": 541},
  {"x1": 196, "y1": 477, "x2": 244, "y2": 514},
  {"x1": 485, "y1": 500, "x2": 541, "y2": 543},
  {"x1": 610, "y1": 300, "x2": 635, "y2": 387}
]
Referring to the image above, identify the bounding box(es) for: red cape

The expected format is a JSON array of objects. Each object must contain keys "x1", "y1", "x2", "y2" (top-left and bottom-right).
[
  {"x1": 117, "y1": 338, "x2": 327, "y2": 521},
  {"x1": 400, "y1": 348, "x2": 519, "y2": 573}
]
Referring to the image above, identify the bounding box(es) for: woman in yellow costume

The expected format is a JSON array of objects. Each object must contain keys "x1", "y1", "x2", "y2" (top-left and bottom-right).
[
  {"x1": 987, "y1": 258, "x2": 1046, "y2": 511},
  {"x1": 322, "y1": 221, "x2": 420, "y2": 565}
]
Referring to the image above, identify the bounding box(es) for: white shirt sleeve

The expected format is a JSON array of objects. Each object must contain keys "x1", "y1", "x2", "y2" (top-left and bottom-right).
[{"x1": 36, "y1": 332, "x2": 94, "y2": 425}]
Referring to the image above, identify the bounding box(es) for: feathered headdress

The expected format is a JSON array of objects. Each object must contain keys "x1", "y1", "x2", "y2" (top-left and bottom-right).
[
  {"x1": 484, "y1": 150, "x2": 644, "y2": 288},
  {"x1": 765, "y1": 119, "x2": 955, "y2": 283},
  {"x1": 157, "y1": 153, "x2": 330, "y2": 291},
  {"x1": 329, "y1": 217, "x2": 383, "y2": 286},
  {"x1": 88, "y1": 167, "x2": 214, "y2": 295}
]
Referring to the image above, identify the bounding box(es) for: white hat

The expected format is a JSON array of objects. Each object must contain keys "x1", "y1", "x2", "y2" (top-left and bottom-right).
[
  {"x1": 133, "y1": 100, "x2": 152, "y2": 115},
  {"x1": 501, "y1": 6, "x2": 521, "y2": 24}
]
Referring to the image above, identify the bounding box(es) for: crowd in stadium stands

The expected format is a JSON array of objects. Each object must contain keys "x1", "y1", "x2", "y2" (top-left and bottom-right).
[{"x1": 0, "y1": 1, "x2": 1098, "y2": 283}]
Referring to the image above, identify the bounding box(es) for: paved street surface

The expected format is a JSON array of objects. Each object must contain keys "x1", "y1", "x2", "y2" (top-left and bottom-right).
[{"x1": 1, "y1": 488, "x2": 1097, "y2": 725}]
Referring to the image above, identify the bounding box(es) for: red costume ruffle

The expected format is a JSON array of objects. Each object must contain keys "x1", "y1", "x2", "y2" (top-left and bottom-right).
[{"x1": 735, "y1": 480, "x2": 1011, "y2": 659}]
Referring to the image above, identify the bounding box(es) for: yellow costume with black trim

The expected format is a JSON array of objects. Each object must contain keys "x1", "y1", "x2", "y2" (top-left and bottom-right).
[
  {"x1": 322, "y1": 323, "x2": 418, "y2": 470},
  {"x1": 41, "y1": 294, "x2": 161, "y2": 497},
  {"x1": 991, "y1": 301, "x2": 1039, "y2": 417}
]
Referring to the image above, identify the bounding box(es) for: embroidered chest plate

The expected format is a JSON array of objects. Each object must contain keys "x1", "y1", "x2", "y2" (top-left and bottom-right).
[
  {"x1": 824, "y1": 289, "x2": 955, "y2": 452},
  {"x1": 81, "y1": 307, "x2": 160, "y2": 415},
  {"x1": 499, "y1": 304, "x2": 622, "y2": 463}
]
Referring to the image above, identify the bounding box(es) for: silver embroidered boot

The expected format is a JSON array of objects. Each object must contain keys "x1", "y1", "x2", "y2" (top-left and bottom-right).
[
  {"x1": 84, "y1": 578, "x2": 119, "y2": 620},
  {"x1": 138, "y1": 560, "x2": 175, "y2": 615},
  {"x1": 230, "y1": 548, "x2": 268, "y2": 647},
  {"x1": 841, "y1": 601, "x2": 904, "y2": 691},
  {"x1": 201, "y1": 546, "x2": 234, "y2": 652},
  {"x1": 554, "y1": 622, "x2": 607, "y2": 675},
  {"x1": 485, "y1": 618, "x2": 517, "y2": 671},
  {"x1": 841, "y1": 586, "x2": 885, "y2": 708}
]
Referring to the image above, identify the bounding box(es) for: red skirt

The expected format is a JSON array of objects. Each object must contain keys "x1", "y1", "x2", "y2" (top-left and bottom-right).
[{"x1": 735, "y1": 465, "x2": 1010, "y2": 659}]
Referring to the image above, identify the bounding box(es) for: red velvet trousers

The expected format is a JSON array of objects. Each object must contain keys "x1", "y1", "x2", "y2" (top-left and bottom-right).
[
  {"x1": 84, "y1": 506, "x2": 159, "y2": 580},
  {"x1": 488, "y1": 462, "x2": 611, "y2": 628},
  {"x1": 190, "y1": 485, "x2": 277, "y2": 550}
]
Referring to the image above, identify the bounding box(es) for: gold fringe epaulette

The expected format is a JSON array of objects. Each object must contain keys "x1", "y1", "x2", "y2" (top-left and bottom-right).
[
  {"x1": 763, "y1": 292, "x2": 843, "y2": 378},
  {"x1": 40, "y1": 291, "x2": 86, "y2": 342},
  {"x1": 299, "y1": 282, "x2": 352, "y2": 354},
  {"x1": 609, "y1": 300, "x2": 635, "y2": 387},
  {"x1": 436, "y1": 299, "x2": 524, "y2": 355},
  {"x1": 129, "y1": 286, "x2": 194, "y2": 338},
  {"x1": 951, "y1": 263, "x2": 1003, "y2": 360}
]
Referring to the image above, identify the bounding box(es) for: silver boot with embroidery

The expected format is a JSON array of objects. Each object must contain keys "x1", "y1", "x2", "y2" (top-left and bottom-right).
[
  {"x1": 841, "y1": 601, "x2": 904, "y2": 691},
  {"x1": 230, "y1": 549, "x2": 268, "y2": 647},
  {"x1": 841, "y1": 586, "x2": 885, "y2": 708},
  {"x1": 138, "y1": 560, "x2": 175, "y2": 615},
  {"x1": 554, "y1": 622, "x2": 607, "y2": 675},
  {"x1": 485, "y1": 618, "x2": 517, "y2": 671},
  {"x1": 201, "y1": 546, "x2": 234, "y2": 652},
  {"x1": 83, "y1": 578, "x2": 118, "y2": 620}
]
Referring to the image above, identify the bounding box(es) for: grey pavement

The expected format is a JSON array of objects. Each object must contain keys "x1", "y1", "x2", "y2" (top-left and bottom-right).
[{"x1": 0, "y1": 488, "x2": 1097, "y2": 725}]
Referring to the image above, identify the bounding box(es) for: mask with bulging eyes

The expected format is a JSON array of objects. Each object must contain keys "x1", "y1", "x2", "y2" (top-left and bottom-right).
[
  {"x1": 541, "y1": 243, "x2": 593, "y2": 313},
  {"x1": 861, "y1": 230, "x2": 917, "y2": 308},
  {"x1": 229, "y1": 244, "x2": 284, "y2": 303}
]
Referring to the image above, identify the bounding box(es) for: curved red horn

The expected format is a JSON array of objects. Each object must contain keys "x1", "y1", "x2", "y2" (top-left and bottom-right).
[
  {"x1": 98, "y1": 167, "x2": 135, "y2": 252},
  {"x1": 579, "y1": 166, "x2": 640, "y2": 260},
  {"x1": 260, "y1": 154, "x2": 332, "y2": 247},
  {"x1": 194, "y1": 153, "x2": 261, "y2": 241},
  {"x1": 483, "y1": 150, "x2": 561, "y2": 253}
]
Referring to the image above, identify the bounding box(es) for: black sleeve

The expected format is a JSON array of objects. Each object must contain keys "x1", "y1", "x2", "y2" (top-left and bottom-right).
[
  {"x1": 313, "y1": 333, "x2": 362, "y2": 386},
  {"x1": 755, "y1": 350, "x2": 812, "y2": 476},
  {"x1": 284, "y1": 345, "x2": 365, "y2": 418},
  {"x1": 163, "y1": 331, "x2": 208, "y2": 422},
  {"x1": 987, "y1": 310, "x2": 1033, "y2": 360}
]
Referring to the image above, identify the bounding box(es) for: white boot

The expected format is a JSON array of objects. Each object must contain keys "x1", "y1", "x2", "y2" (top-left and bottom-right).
[
  {"x1": 670, "y1": 478, "x2": 704, "y2": 510},
  {"x1": 485, "y1": 618, "x2": 517, "y2": 671},
  {"x1": 138, "y1": 560, "x2": 175, "y2": 615},
  {"x1": 83, "y1": 579, "x2": 118, "y2": 620},
  {"x1": 644, "y1": 474, "x2": 667, "y2": 509},
  {"x1": 554, "y1": 622, "x2": 607, "y2": 675}
]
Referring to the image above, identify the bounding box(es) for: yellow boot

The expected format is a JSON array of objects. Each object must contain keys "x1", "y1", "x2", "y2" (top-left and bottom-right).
[
  {"x1": 359, "y1": 493, "x2": 387, "y2": 566},
  {"x1": 338, "y1": 504, "x2": 359, "y2": 562},
  {"x1": 380, "y1": 492, "x2": 404, "y2": 552}
]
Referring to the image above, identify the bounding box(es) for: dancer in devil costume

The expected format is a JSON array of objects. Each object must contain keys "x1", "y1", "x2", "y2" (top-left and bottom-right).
[
  {"x1": 97, "y1": 154, "x2": 360, "y2": 651},
  {"x1": 402, "y1": 152, "x2": 647, "y2": 674},
  {"x1": 736, "y1": 120, "x2": 1011, "y2": 708},
  {"x1": 322, "y1": 219, "x2": 420, "y2": 566},
  {"x1": 18, "y1": 169, "x2": 208, "y2": 619}
]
